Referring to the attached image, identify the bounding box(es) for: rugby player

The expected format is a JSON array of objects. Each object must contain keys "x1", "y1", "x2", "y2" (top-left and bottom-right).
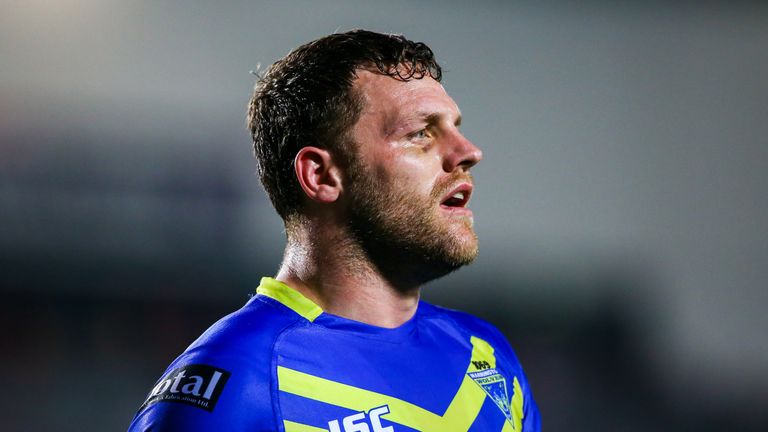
[{"x1": 128, "y1": 29, "x2": 541, "y2": 432}]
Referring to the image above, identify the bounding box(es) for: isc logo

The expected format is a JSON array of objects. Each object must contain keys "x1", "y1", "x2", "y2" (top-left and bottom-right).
[{"x1": 328, "y1": 405, "x2": 394, "y2": 432}]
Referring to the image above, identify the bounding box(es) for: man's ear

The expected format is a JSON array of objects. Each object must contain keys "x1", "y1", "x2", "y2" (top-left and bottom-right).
[{"x1": 294, "y1": 146, "x2": 343, "y2": 203}]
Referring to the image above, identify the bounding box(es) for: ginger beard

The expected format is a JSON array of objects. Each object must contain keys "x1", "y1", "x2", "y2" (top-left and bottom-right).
[{"x1": 344, "y1": 157, "x2": 479, "y2": 285}]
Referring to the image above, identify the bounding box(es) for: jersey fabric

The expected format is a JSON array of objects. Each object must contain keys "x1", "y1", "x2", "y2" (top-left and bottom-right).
[{"x1": 128, "y1": 278, "x2": 541, "y2": 432}]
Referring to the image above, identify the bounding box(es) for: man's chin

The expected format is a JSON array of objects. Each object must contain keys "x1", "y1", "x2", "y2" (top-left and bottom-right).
[
  {"x1": 449, "y1": 243, "x2": 479, "y2": 268},
  {"x1": 368, "y1": 231, "x2": 478, "y2": 287},
  {"x1": 418, "y1": 244, "x2": 478, "y2": 283},
  {"x1": 435, "y1": 232, "x2": 479, "y2": 269},
  {"x1": 444, "y1": 222, "x2": 479, "y2": 263}
]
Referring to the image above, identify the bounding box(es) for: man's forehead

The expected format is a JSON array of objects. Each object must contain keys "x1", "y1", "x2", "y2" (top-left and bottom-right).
[{"x1": 353, "y1": 70, "x2": 460, "y2": 125}]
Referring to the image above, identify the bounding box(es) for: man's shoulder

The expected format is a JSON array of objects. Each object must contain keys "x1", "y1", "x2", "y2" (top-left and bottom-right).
[
  {"x1": 187, "y1": 294, "x2": 305, "y2": 357},
  {"x1": 128, "y1": 294, "x2": 305, "y2": 431},
  {"x1": 419, "y1": 301, "x2": 508, "y2": 342}
]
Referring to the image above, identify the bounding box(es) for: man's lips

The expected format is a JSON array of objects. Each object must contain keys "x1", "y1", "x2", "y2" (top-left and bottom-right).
[{"x1": 439, "y1": 183, "x2": 474, "y2": 215}]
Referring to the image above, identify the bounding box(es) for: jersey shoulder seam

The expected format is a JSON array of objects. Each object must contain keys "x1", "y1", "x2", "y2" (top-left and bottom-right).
[{"x1": 268, "y1": 316, "x2": 311, "y2": 431}]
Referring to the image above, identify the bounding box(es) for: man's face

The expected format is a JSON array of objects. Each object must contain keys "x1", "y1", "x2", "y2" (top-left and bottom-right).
[{"x1": 344, "y1": 70, "x2": 483, "y2": 281}]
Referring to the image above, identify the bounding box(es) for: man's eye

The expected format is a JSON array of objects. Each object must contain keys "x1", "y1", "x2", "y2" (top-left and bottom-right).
[{"x1": 408, "y1": 129, "x2": 428, "y2": 140}]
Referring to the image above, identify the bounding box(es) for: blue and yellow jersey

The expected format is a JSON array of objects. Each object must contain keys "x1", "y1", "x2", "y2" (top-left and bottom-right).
[{"x1": 128, "y1": 278, "x2": 541, "y2": 431}]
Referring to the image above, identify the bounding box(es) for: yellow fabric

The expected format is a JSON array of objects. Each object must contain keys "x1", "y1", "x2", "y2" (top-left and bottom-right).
[
  {"x1": 283, "y1": 420, "x2": 328, "y2": 432},
  {"x1": 469, "y1": 336, "x2": 497, "y2": 369},
  {"x1": 256, "y1": 277, "x2": 323, "y2": 322},
  {"x1": 510, "y1": 376, "x2": 525, "y2": 431},
  {"x1": 279, "y1": 366, "x2": 441, "y2": 430}
]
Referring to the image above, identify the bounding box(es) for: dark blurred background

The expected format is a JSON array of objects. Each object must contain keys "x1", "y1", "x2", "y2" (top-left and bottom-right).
[{"x1": 2, "y1": 1, "x2": 767, "y2": 431}]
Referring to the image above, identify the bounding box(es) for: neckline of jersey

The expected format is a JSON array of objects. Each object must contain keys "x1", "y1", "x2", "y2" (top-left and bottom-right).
[
  {"x1": 256, "y1": 277, "x2": 323, "y2": 322},
  {"x1": 256, "y1": 277, "x2": 420, "y2": 341}
]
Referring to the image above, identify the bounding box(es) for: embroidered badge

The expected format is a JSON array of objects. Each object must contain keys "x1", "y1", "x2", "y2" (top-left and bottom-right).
[{"x1": 468, "y1": 368, "x2": 512, "y2": 420}]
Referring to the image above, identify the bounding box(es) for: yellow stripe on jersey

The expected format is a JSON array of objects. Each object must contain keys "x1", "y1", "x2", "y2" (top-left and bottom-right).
[
  {"x1": 278, "y1": 366, "x2": 441, "y2": 430},
  {"x1": 256, "y1": 277, "x2": 323, "y2": 322},
  {"x1": 278, "y1": 335, "x2": 520, "y2": 431},
  {"x1": 468, "y1": 336, "x2": 497, "y2": 369},
  {"x1": 511, "y1": 375, "x2": 524, "y2": 431},
  {"x1": 440, "y1": 336, "x2": 498, "y2": 428},
  {"x1": 498, "y1": 379, "x2": 524, "y2": 432}
]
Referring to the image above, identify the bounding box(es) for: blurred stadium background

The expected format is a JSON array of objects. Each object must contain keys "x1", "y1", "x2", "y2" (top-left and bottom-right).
[{"x1": 1, "y1": 1, "x2": 766, "y2": 430}]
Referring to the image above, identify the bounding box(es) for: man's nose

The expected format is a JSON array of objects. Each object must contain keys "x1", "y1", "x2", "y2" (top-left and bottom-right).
[{"x1": 442, "y1": 132, "x2": 483, "y2": 172}]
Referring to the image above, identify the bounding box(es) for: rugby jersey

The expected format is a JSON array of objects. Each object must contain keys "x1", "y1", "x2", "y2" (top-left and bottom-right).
[{"x1": 128, "y1": 277, "x2": 541, "y2": 431}]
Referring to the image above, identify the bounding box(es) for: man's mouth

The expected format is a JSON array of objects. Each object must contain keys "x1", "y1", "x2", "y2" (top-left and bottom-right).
[{"x1": 440, "y1": 183, "x2": 473, "y2": 215}]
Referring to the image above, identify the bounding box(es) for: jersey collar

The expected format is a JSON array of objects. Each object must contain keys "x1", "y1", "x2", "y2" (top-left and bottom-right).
[
  {"x1": 256, "y1": 277, "x2": 420, "y2": 341},
  {"x1": 256, "y1": 277, "x2": 323, "y2": 322}
]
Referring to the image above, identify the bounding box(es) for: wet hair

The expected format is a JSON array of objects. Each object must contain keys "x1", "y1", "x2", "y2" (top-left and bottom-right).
[{"x1": 246, "y1": 29, "x2": 442, "y2": 226}]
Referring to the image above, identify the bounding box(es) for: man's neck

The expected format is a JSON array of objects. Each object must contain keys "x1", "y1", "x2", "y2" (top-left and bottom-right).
[{"x1": 274, "y1": 229, "x2": 421, "y2": 329}]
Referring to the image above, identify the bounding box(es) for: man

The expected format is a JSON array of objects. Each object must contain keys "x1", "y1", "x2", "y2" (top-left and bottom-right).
[{"x1": 129, "y1": 29, "x2": 541, "y2": 431}]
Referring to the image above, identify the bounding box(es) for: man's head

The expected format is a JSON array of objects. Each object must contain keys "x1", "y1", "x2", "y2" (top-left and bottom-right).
[
  {"x1": 247, "y1": 30, "x2": 482, "y2": 283},
  {"x1": 247, "y1": 29, "x2": 441, "y2": 225}
]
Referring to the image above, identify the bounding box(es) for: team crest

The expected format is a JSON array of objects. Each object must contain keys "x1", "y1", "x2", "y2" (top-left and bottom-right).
[
  {"x1": 467, "y1": 368, "x2": 512, "y2": 420},
  {"x1": 467, "y1": 368, "x2": 524, "y2": 430}
]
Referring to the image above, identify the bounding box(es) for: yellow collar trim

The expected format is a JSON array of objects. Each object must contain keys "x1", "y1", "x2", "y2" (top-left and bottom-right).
[{"x1": 256, "y1": 277, "x2": 323, "y2": 322}]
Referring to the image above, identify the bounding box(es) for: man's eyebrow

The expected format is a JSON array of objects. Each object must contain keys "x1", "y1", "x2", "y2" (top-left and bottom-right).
[
  {"x1": 419, "y1": 112, "x2": 462, "y2": 126},
  {"x1": 386, "y1": 110, "x2": 462, "y2": 137}
]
